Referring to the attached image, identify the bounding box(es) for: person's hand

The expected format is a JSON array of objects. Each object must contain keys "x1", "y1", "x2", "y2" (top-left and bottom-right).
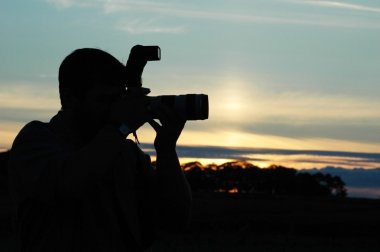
[
  {"x1": 148, "y1": 104, "x2": 186, "y2": 153},
  {"x1": 108, "y1": 94, "x2": 150, "y2": 133}
]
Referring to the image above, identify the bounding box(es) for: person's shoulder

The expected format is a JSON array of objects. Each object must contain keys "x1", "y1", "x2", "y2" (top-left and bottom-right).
[
  {"x1": 12, "y1": 121, "x2": 52, "y2": 146},
  {"x1": 19, "y1": 120, "x2": 50, "y2": 135},
  {"x1": 24, "y1": 120, "x2": 48, "y2": 128}
]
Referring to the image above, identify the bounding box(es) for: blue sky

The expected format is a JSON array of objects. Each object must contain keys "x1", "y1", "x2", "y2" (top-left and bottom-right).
[{"x1": 1, "y1": 0, "x2": 380, "y2": 169}]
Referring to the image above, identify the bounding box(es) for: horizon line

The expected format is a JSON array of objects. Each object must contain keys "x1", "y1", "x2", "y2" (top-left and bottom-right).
[{"x1": 139, "y1": 143, "x2": 380, "y2": 169}]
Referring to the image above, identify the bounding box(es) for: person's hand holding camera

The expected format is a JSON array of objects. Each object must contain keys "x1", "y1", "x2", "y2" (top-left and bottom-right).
[{"x1": 148, "y1": 104, "x2": 186, "y2": 153}]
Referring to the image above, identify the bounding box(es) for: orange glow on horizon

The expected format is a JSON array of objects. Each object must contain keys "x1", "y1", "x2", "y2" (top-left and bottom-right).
[
  {"x1": 228, "y1": 188, "x2": 239, "y2": 194},
  {"x1": 179, "y1": 158, "x2": 233, "y2": 166},
  {"x1": 2, "y1": 122, "x2": 380, "y2": 170}
]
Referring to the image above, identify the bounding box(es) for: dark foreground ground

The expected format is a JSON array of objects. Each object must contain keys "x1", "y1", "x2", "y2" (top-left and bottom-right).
[{"x1": 1, "y1": 192, "x2": 380, "y2": 251}]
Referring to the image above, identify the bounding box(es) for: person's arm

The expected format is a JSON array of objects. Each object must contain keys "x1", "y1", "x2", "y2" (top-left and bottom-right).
[
  {"x1": 154, "y1": 149, "x2": 192, "y2": 231},
  {"x1": 110, "y1": 94, "x2": 192, "y2": 230},
  {"x1": 149, "y1": 106, "x2": 192, "y2": 231}
]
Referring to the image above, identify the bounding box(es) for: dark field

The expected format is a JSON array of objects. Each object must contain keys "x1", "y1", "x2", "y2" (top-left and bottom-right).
[
  {"x1": 151, "y1": 193, "x2": 380, "y2": 252},
  {"x1": 1, "y1": 193, "x2": 380, "y2": 251}
]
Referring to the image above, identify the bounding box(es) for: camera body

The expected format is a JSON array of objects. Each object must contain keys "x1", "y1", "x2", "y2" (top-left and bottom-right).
[{"x1": 125, "y1": 45, "x2": 209, "y2": 121}]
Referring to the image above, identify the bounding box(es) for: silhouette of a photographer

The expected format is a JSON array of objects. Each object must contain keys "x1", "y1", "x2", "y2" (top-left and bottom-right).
[{"x1": 8, "y1": 48, "x2": 192, "y2": 251}]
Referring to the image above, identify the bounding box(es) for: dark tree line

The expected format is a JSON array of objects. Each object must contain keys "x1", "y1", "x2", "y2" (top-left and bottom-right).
[
  {"x1": 182, "y1": 161, "x2": 347, "y2": 197},
  {"x1": 0, "y1": 151, "x2": 346, "y2": 197}
]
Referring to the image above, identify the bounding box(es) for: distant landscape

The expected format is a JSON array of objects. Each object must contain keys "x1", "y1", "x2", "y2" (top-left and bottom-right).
[
  {"x1": 179, "y1": 161, "x2": 348, "y2": 198},
  {"x1": 1, "y1": 149, "x2": 380, "y2": 199},
  {"x1": 178, "y1": 159, "x2": 380, "y2": 199},
  {"x1": 1, "y1": 151, "x2": 380, "y2": 251},
  {"x1": 303, "y1": 167, "x2": 380, "y2": 199}
]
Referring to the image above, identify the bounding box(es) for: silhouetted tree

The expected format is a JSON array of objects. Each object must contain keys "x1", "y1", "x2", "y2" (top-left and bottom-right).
[
  {"x1": 183, "y1": 162, "x2": 214, "y2": 193},
  {"x1": 181, "y1": 161, "x2": 347, "y2": 198}
]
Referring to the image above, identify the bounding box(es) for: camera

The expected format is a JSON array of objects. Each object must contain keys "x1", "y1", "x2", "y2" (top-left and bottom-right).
[{"x1": 125, "y1": 45, "x2": 209, "y2": 121}]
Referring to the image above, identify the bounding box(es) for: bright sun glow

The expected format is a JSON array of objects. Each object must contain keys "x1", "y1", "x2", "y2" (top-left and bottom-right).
[
  {"x1": 223, "y1": 98, "x2": 243, "y2": 111},
  {"x1": 211, "y1": 77, "x2": 255, "y2": 123}
]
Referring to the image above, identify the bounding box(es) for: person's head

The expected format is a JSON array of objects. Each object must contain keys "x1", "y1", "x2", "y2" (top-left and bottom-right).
[
  {"x1": 59, "y1": 48, "x2": 126, "y2": 110},
  {"x1": 58, "y1": 48, "x2": 127, "y2": 137}
]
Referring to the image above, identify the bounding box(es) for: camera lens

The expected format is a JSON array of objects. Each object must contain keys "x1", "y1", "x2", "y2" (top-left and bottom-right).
[{"x1": 149, "y1": 94, "x2": 209, "y2": 120}]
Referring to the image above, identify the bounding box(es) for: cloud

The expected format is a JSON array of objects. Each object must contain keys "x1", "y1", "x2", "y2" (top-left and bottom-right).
[
  {"x1": 45, "y1": 0, "x2": 74, "y2": 8},
  {"x1": 140, "y1": 143, "x2": 380, "y2": 169},
  {"x1": 0, "y1": 81, "x2": 59, "y2": 133},
  {"x1": 44, "y1": 0, "x2": 177, "y2": 13},
  {"x1": 306, "y1": 167, "x2": 380, "y2": 198},
  {"x1": 44, "y1": 0, "x2": 380, "y2": 29},
  {"x1": 240, "y1": 122, "x2": 380, "y2": 144},
  {"x1": 0, "y1": 82, "x2": 59, "y2": 110},
  {"x1": 115, "y1": 19, "x2": 186, "y2": 34},
  {"x1": 208, "y1": 88, "x2": 380, "y2": 144},
  {"x1": 101, "y1": 0, "x2": 173, "y2": 14},
  {"x1": 287, "y1": 0, "x2": 380, "y2": 14},
  {"x1": 44, "y1": 0, "x2": 94, "y2": 9},
  {"x1": 1, "y1": 107, "x2": 55, "y2": 124},
  {"x1": 316, "y1": 167, "x2": 380, "y2": 188},
  {"x1": 215, "y1": 91, "x2": 380, "y2": 123}
]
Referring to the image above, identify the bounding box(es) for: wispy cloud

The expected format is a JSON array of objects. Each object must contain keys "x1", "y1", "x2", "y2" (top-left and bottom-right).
[
  {"x1": 200, "y1": 86, "x2": 380, "y2": 146},
  {"x1": 115, "y1": 18, "x2": 186, "y2": 34},
  {"x1": 212, "y1": 88, "x2": 380, "y2": 126},
  {"x1": 141, "y1": 143, "x2": 380, "y2": 169},
  {"x1": 44, "y1": 0, "x2": 380, "y2": 29},
  {"x1": 44, "y1": 0, "x2": 178, "y2": 13},
  {"x1": 287, "y1": 0, "x2": 380, "y2": 14},
  {"x1": 44, "y1": 0, "x2": 95, "y2": 9},
  {"x1": 0, "y1": 81, "x2": 60, "y2": 148},
  {"x1": 0, "y1": 82, "x2": 59, "y2": 110},
  {"x1": 101, "y1": 0, "x2": 173, "y2": 14}
]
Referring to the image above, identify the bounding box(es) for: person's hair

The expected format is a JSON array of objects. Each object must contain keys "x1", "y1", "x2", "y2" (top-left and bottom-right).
[{"x1": 58, "y1": 48, "x2": 126, "y2": 109}]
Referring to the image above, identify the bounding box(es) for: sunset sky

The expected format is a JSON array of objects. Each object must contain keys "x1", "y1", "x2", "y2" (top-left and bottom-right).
[{"x1": 1, "y1": 0, "x2": 380, "y2": 170}]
